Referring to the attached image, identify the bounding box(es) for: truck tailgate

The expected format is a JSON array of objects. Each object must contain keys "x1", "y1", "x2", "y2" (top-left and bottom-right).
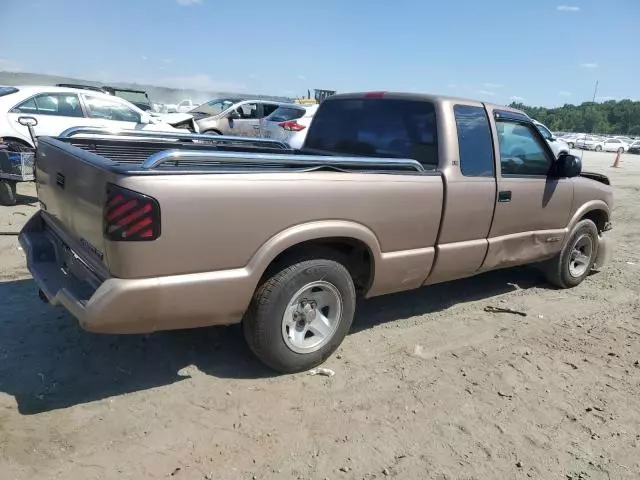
[{"x1": 35, "y1": 138, "x2": 112, "y2": 274}]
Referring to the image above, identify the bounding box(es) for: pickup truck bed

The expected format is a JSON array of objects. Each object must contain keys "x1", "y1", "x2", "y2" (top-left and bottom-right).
[{"x1": 20, "y1": 92, "x2": 614, "y2": 373}]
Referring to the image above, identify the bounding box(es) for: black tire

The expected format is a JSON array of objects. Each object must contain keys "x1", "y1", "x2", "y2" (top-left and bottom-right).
[
  {"x1": 595, "y1": 145, "x2": 602, "y2": 152},
  {"x1": 4, "y1": 139, "x2": 33, "y2": 152},
  {"x1": 243, "y1": 256, "x2": 356, "y2": 373},
  {"x1": 543, "y1": 219, "x2": 598, "y2": 289},
  {"x1": 203, "y1": 130, "x2": 221, "y2": 135},
  {"x1": 0, "y1": 180, "x2": 17, "y2": 206},
  {"x1": 617, "y1": 147, "x2": 624, "y2": 154},
  {"x1": 567, "y1": 142, "x2": 574, "y2": 148}
]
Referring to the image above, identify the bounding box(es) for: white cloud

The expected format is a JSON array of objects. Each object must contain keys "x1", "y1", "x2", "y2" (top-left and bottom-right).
[
  {"x1": 141, "y1": 55, "x2": 148, "y2": 61},
  {"x1": 484, "y1": 82, "x2": 504, "y2": 88},
  {"x1": 162, "y1": 58, "x2": 173, "y2": 64},
  {"x1": 509, "y1": 95, "x2": 525, "y2": 102},
  {"x1": 580, "y1": 62, "x2": 598, "y2": 68},
  {"x1": 559, "y1": 91, "x2": 572, "y2": 96},
  {"x1": 446, "y1": 84, "x2": 458, "y2": 88},
  {"x1": 596, "y1": 96, "x2": 616, "y2": 102},
  {"x1": 0, "y1": 58, "x2": 22, "y2": 72},
  {"x1": 176, "y1": 0, "x2": 202, "y2": 5},
  {"x1": 477, "y1": 90, "x2": 496, "y2": 96},
  {"x1": 297, "y1": 75, "x2": 306, "y2": 80},
  {"x1": 157, "y1": 74, "x2": 247, "y2": 92},
  {"x1": 557, "y1": 5, "x2": 580, "y2": 12}
]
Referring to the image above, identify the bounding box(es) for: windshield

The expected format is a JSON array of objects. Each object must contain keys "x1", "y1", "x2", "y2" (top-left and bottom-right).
[
  {"x1": 113, "y1": 90, "x2": 151, "y2": 108},
  {"x1": 189, "y1": 98, "x2": 239, "y2": 116}
]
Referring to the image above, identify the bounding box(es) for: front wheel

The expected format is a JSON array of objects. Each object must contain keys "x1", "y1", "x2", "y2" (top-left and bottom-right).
[
  {"x1": 243, "y1": 257, "x2": 356, "y2": 373},
  {"x1": 542, "y1": 219, "x2": 598, "y2": 289},
  {"x1": 617, "y1": 147, "x2": 624, "y2": 154},
  {"x1": 567, "y1": 142, "x2": 574, "y2": 148},
  {"x1": 595, "y1": 145, "x2": 603, "y2": 152}
]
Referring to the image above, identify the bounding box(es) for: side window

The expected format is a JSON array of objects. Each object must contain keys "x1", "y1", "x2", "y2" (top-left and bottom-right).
[
  {"x1": 84, "y1": 95, "x2": 141, "y2": 123},
  {"x1": 236, "y1": 103, "x2": 258, "y2": 119},
  {"x1": 497, "y1": 120, "x2": 552, "y2": 176},
  {"x1": 12, "y1": 93, "x2": 82, "y2": 117},
  {"x1": 261, "y1": 104, "x2": 279, "y2": 118},
  {"x1": 12, "y1": 97, "x2": 38, "y2": 114},
  {"x1": 454, "y1": 105, "x2": 494, "y2": 177}
]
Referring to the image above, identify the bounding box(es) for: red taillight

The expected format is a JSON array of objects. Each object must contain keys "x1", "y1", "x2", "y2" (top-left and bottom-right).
[
  {"x1": 278, "y1": 120, "x2": 306, "y2": 132},
  {"x1": 104, "y1": 184, "x2": 161, "y2": 241}
]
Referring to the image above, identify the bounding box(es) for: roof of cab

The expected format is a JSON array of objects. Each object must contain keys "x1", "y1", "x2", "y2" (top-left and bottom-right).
[{"x1": 325, "y1": 91, "x2": 528, "y2": 117}]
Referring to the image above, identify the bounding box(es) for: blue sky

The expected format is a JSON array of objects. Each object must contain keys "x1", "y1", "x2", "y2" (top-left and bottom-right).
[{"x1": 2, "y1": 0, "x2": 638, "y2": 106}]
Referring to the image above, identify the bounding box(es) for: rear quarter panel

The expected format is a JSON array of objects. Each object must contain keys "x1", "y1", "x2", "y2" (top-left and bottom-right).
[{"x1": 109, "y1": 171, "x2": 444, "y2": 296}]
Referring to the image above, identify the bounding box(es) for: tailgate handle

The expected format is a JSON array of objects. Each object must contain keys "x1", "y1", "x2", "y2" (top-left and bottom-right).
[{"x1": 56, "y1": 172, "x2": 65, "y2": 189}]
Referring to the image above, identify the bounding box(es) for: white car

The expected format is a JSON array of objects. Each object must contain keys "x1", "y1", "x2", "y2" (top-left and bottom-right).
[
  {"x1": 574, "y1": 135, "x2": 604, "y2": 150},
  {"x1": 262, "y1": 104, "x2": 319, "y2": 149},
  {"x1": 0, "y1": 85, "x2": 188, "y2": 151},
  {"x1": 532, "y1": 119, "x2": 570, "y2": 158},
  {"x1": 592, "y1": 137, "x2": 629, "y2": 153}
]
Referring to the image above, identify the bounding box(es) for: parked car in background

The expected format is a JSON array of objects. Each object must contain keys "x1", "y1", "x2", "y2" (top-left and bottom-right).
[
  {"x1": 0, "y1": 85, "x2": 192, "y2": 150},
  {"x1": 189, "y1": 98, "x2": 285, "y2": 136},
  {"x1": 56, "y1": 84, "x2": 198, "y2": 132},
  {"x1": 592, "y1": 137, "x2": 629, "y2": 153},
  {"x1": 262, "y1": 104, "x2": 318, "y2": 148},
  {"x1": 628, "y1": 140, "x2": 640, "y2": 154},
  {"x1": 613, "y1": 136, "x2": 633, "y2": 144},
  {"x1": 532, "y1": 120, "x2": 570, "y2": 158},
  {"x1": 574, "y1": 135, "x2": 604, "y2": 150}
]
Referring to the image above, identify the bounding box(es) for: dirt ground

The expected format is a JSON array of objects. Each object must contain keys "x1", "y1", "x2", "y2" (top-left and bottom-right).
[{"x1": 1, "y1": 151, "x2": 639, "y2": 480}]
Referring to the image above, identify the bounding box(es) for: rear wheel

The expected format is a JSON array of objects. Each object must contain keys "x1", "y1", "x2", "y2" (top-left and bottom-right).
[
  {"x1": 3, "y1": 139, "x2": 33, "y2": 153},
  {"x1": 543, "y1": 219, "x2": 598, "y2": 289},
  {"x1": 243, "y1": 256, "x2": 356, "y2": 373},
  {"x1": 617, "y1": 147, "x2": 624, "y2": 154},
  {"x1": 567, "y1": 142, "x2": 574, "y2": 148},
  {"x1": 595, "y1": 145, "x2": 602, "y2": 152},
  {"x1": 0, "y1": 180, "x2": 17, "y2": 206}
]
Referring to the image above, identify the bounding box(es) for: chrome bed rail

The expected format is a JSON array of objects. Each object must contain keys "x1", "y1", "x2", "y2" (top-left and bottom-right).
[
  {"x1": 57, "y1": 127, "x2": 425, "y2": 173},
  {"x1": 58, "y1": 126, "x2": 291, "y2": 149},
  {"x1": 142, "y1": 149, "x2": 425, "y2": 172}
]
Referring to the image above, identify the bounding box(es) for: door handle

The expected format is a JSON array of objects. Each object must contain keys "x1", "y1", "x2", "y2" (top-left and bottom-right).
[{"x1": 498, "y1": 190, "x2": 512, "y2": 202}]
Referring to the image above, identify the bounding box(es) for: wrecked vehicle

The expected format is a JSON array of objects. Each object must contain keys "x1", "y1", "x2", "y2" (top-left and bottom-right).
[{"x1": 19, "y1": 92, "x2": 613, "y2": 373}]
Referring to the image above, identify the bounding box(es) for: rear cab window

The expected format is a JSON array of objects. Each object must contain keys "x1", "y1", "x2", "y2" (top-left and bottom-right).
[{"x1": 304, "y1": 97, "x2": 438, "y2": 167}]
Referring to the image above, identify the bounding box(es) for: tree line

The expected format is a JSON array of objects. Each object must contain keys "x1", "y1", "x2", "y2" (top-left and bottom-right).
[{"x1": 508, "y1": 99, "x2": 640, "y2": 136}]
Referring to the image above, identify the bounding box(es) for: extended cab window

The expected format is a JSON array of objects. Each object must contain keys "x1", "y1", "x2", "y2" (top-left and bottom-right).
[
  {"x1": 497, "y1": 121, "x2": 552, "y2": 176},
  {"x1": 454, "y1": 105, "x2": 494, "y2": 177},
  {"x1": 305, "y1": 98, "x2": 438, "y2": 166}
]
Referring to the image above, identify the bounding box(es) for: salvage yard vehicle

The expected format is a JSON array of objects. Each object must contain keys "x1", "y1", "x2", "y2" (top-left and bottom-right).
[
  {"x1": 262, "y1": 103, "x2": 318, "y2": 149},
  {"x1": 189, "y1": 98, "x2": 285, "y2": 136},
  {"x1": 0, "y1": 86, "x2": 198, "y2": 151},
  {"x1": 19, "y1": 92, "x2": 613, "y2": 373},
  {"x1": 532, "y1": 119, "x2": 570, "y2": 158}
]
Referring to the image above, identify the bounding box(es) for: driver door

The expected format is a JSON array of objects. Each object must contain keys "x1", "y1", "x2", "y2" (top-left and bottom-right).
[
  {"x1": 225, "y1": 102, "x2": 260, "y2": 137},
  {"x1": 481, "y1": 111, "x2": 574, "y2": 271}
]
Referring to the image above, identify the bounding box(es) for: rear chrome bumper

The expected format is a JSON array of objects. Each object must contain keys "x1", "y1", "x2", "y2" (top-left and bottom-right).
[{"x1": 19, "y1": 212, "x2": 254, "y2": 334}]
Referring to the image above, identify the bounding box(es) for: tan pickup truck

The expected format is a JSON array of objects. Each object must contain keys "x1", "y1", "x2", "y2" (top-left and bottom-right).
[{"x1": 19, "y1": 92, "x2": 613, "y2": 373}]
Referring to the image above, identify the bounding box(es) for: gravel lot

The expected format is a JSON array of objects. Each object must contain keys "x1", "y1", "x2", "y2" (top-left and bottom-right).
[{"x1": 1, "y1": 151, "x2": 639, "y2": 480}]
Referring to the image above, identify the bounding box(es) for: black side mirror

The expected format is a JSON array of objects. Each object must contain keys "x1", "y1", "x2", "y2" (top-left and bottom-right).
[
  {"x1": 554, "y1": 153, "x2": 582, "y2": 178},
  {"x1": 227, "y1": 110, "x2": 241, "y2": 120}
]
